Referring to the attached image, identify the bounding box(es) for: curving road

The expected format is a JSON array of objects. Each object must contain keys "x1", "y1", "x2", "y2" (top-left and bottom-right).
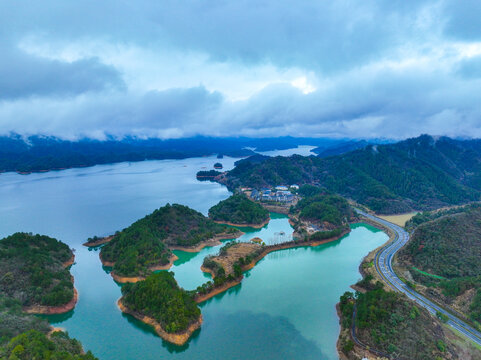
[{"x1": 357, "y1": 209, "x2": 481, "y2": 347}]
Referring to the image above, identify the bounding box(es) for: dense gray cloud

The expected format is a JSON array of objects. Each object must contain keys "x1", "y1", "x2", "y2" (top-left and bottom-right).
[
  {"x1": 0, "y1": 0, "x2": 481, "y2": 139},
  {"x1": 0, "y1": 45, "x2": 124, "y2": 99}
]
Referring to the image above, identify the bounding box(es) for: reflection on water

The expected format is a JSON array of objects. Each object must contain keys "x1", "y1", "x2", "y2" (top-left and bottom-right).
[
  {"x1": 171, "y1": 212, "x2": 294, "y2": 290},
  {"x1": 0, "y1": 157, "x2": 388, "y2": 360}
]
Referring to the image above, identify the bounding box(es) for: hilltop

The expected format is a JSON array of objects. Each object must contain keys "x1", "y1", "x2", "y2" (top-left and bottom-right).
[
  {"x1": 119, "y1": 272, "x2": 202, "y2": 345},
  {"x1": 221, "y1": 135, "x2": 481, "y2": 214},
  {"x1": 97, "y1": 204, "x2": 240, "y2": 278},
  {"x1": 0, "y1": 233, "x2": 97, "y2": 359},
  {"x1": 0, "y1": 233, "x2": 76, "y2": 311},
  {"x1": 208, "y1": 194, "x2": 270, "y2": 226}
]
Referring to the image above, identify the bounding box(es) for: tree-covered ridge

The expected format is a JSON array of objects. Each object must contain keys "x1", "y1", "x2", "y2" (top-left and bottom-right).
[
  {"x1": 121, "y1": 272, "x2": 201, "y2": 334},
  {"x1": 0, "y1": 233, "x2": 74, "y2": 307},
  {"x1": 0, "y1": 240, "x2": 98, "y2": 360},
  {"x1": 100, "y1": 203, "x2": 234, "y2": 277},
  {"x1": 224, "y1": 135, "x2": 481, "y2": 214},
  {"x1": 338, "y1": 286, "x2": 479, "y2": 359},
  {"x1": 398, "y1": 205, "x2": 481, "y2": 326},
  {"x1": 293, "y1": 192, "x2": 354, "y2": 227},
  {"x1": 0, "y1": 330, "x2": 97, "y2": 360},
  {"x1": 208, "y1": 194, "x2": 269, "y2": 225},
  {"x1": 405, "y1": 204, "x2": 474, "y2": 232},
  {"x1": 401, "y1": 206, "x2": 481, "y2": 279}
]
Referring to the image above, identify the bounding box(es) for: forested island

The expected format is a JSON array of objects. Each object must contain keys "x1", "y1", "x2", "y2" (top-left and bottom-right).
[
  {"x1": 220, "y1": 135, "x2": 481, "y2": 214},
  {"x1": 0, "y1": 233, "x2": 97, "y2": 359},
  {"x1": 119, "y1": 272, "x2": 202, "y2": 345},
  {"x1": 208, "y1": 194, "x2": 270, "y2": 227},
  {"x1": 398, "y1": 204, "x2": 481, "y2": 328},
  {"x1": 288, "y1": 187, "x2": 355, "y2": 241},
  {"x1": 0, "y1": 233, "x2": 77, "y2": 313},
  {"x1": 95, "y1": 204, "x2": 241, "y2": 281},
  {"x1": 196, "y1": 170, "x2": 222, "y2": 180},
  {"x1": 337, "y1": 279, "x2": 481, "y2": 359}
]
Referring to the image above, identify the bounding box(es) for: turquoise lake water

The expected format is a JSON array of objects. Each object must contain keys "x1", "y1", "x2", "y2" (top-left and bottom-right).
[{"x1": 0, "y1": 156, "x2": 387, "y2": 360}]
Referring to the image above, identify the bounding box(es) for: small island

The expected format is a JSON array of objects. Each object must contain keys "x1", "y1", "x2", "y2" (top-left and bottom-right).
[
  {"x1": 0, "y1": 232, "x2": 78, "y2": 315},
  {"x1": 196, "y1": 169, "x2": 222, "y2": 181},
  {"x1": 213, "y1": 162, "x2": 223, "y2": 169},
  {"x1": 96, "y1": 204, "x2": 241, "y2": 282},
  {"x1": 197, "y1": 241, "x2": 264, "y2": 302},
  {"x1": 118, "y1": 272, "x2": 202, "y2": 346},
  {"x1": 208, "y1": 194, "x2": 270, "y2": 227}
]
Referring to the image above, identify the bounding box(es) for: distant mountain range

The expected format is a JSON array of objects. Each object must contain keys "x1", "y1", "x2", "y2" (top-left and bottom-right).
[
  {"x1": 0, "y1": 134, "x2": 375, "y2": 173},
  {"x1": 222, "y1": 135, "x2": 481, "y2": 214}
]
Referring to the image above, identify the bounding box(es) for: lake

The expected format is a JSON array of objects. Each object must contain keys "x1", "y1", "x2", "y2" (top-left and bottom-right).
[{"x1": 0, "y1": 155, "x2": 387, "y2": 360}]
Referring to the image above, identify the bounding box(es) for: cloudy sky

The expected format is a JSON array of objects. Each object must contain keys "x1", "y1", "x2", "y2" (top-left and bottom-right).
[{"x1": 1, "y1": 0, "x2": 481, "y2": 140}]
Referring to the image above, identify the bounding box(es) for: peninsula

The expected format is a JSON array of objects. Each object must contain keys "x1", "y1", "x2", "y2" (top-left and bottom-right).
[
  {"x1": 0, "y1": 232, "x2": 77, "y2": 314},
  {"x1": 289, "y1": 191, "x2": 355, "y2": 241},
  {"x1": 118, "y1": 272, "x2": 202, "y2": 346},
  {"x1": 94, "y1": 203, "x2": 241, "y2": 282},
  {"x1": 0, "y1": 233, "x2": 97, "y2": 359},
  {"x1": 208, "y1": 194, "x2": 270, "y2": 227}
]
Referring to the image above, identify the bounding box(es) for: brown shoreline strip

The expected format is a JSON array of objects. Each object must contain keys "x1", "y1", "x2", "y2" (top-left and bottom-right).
[
  {"x1": 213, "y1": 216, "x2": 270, "y2": 229},
  {"x1": 117, "y1": 298, "x2": 202, "y2": 346},
  {"x1": 102, "y1": 254, "x2": 180, "y2": 284},
  {"x1": 24, "y1": 288, "x2": 78, "y2": 315},
  {"x1": 168, "y1": 231, "x2": 243, "y2": 253},
  {"x1": 196, "y1": 228, "x2": 351, "y2": 303}
]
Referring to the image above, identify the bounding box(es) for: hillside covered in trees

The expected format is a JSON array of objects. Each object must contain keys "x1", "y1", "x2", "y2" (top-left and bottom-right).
[
  {"x1": 222, "y1": 135, "x2": 481, "y2": 214},
  {"x1": 0, "y1": 233, "x2": 74, "y2": 308},
  {"x1": 293, "y1": 191, "x2": 354, "y2": 227},
  {"x1": 398, "y1": 204, "x2": 481, "y2": 327},
  {"x1": 100, "y1": 204, "x2": 237, "y2": 277},
  {"x1": 0, "y1": 234, "x2": 97, "y2": 359},
  {"x1": 208, "y1": 194, "x2": 269, "y2": 225},
  {"x1": 0, "y1": 330, "x2": 97, "y2": 360},
  {"x1": 120, "y1": 272, "x2": 201, "y2": 335},
  {"x1": 338, "y1": 285, "x2": 481, "y2": 360}
]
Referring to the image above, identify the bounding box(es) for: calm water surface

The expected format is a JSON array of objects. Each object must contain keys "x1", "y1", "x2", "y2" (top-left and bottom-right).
[{"x1": 0, "y1": 156, "x2": 387, "y2": 360}]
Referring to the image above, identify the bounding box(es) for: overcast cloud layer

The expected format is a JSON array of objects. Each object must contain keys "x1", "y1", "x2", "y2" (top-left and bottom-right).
[{"x1": 1, "y1": 0, "x2": 481, "y2": 140}]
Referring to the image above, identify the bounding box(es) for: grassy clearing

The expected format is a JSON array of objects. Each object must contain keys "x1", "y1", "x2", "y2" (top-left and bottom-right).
[{"x1": 378, "y1": 212, "x2": 418, "y2": 227}]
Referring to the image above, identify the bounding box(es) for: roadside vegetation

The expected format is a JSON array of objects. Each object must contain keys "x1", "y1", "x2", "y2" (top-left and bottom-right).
[
  {"x1": 121, "y1": 272, "x2": 201, "y2": 334},
  {"x1": 338, "y1": 281, "x2": 481, "y2": 359},
  {"x1": 398, "y1": 204, "x2": 481, "y2": 328},
  {"x1": 208, "y1": 194, "x2": 269, "y2": 225}
]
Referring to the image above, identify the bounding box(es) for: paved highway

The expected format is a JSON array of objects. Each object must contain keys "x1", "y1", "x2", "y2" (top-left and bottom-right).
[{"x1": 357, "y1": 210, "x2": 481, "y2": 347}]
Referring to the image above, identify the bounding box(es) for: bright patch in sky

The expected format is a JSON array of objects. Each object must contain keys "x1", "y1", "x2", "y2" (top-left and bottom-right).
[{"x1": 1, "y1": 0, "x2": 481, "y2": 139}]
